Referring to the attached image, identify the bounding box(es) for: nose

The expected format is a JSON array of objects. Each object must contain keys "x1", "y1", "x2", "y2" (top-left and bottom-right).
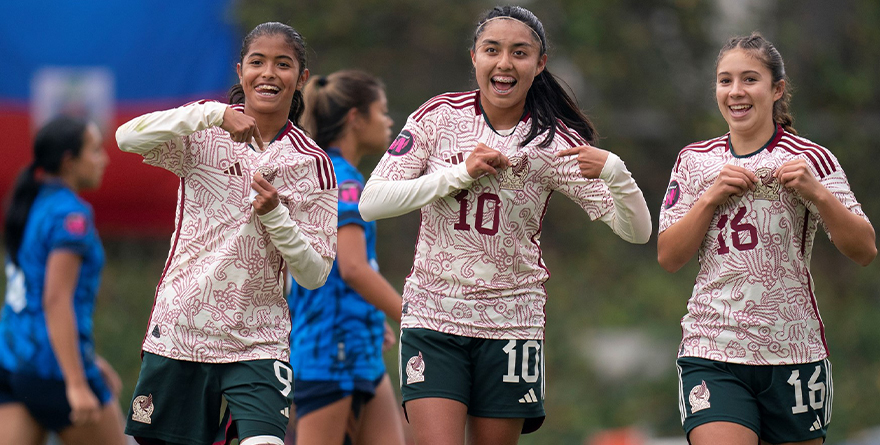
[
  {"x1": 498, "y1": 52, "x2": 513, "y2": 70},
  {"x1": 729, "y1": 79, "x2": 744, "y2": 97}
]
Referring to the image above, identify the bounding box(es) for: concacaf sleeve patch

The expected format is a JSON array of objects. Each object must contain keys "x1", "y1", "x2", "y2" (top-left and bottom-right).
[
  {"x1": 386, "y1": 130, "x2": 414, "y2": 156},
  {"x1": 663, "y1": 180, "x2": 680, "y2": 209},
  {"x1": 338, "y1": 180, "x2": 363, "y2": 204},
  {"x1": 64, "y1": 213, "x2": 88, "y2": 236}
]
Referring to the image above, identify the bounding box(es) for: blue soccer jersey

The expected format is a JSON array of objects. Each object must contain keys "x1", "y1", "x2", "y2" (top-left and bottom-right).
[
  {"x1": 288, "y1": 148, "x2": 386, "y2": 383},
  {"x1": 0, "y1": 181, "x2": 105, "y2": 381}
]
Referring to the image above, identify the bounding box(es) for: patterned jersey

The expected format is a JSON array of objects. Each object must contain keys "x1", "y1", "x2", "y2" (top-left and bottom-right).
[
  {"x1": 0, "y1": 181, "x2": 105, "y2": 380},
  {"x1": 369, "y1": 90, "x2": 629, "y2": 340},
  {"x1": 659, "y1": 126, "x2": 870, "y2": 365},
  {"x1": 118, "y1": 101, "x2": 337, "y2": 363},
  {"x1": 288, "y1": 148, "x2": 386, "y2": 382}
]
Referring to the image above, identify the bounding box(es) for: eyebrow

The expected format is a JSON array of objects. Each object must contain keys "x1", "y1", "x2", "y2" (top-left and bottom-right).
[
  {"x1": 717, "y1": 70, "x2": 762, "y2": 77},
  {"x1": 246, "y1": 52, "x2": 294, "y2": 61},
  {"x1": 479, "y1": 39, "x2": 536, "y2": 49}
]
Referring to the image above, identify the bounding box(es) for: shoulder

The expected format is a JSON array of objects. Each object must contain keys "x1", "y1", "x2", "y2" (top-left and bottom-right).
[
  {"x1": 672, "y1": 134, "x2": 729, "y2": 173},
  {"x1": 279, "y1": 124, "x2": 336, "y2": 190},
  {"x1": 410, "y1": 90, "x2": 479, "y2": 123},
  {"x1": 775, "y1": 131, "x2": 838, "y2": 178},
  {"x1": 548, "y1": 119, "x2": 589, "y2": 149}
]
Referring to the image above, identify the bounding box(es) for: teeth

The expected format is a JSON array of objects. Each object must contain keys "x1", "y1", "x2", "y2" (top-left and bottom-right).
[
  {"x1": 492, "y1": 77, "x2": 515, "y2": 84},
  {"x1": 730, "y1": 105, "x2": 750, "y2": 110},
  {"x1": 256, "y1": 85, "x2": 280, "y2": 92}
]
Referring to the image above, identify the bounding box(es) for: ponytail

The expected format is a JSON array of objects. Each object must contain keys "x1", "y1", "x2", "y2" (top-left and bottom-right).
[{"x1": 4, "y1": 115, "x2": 87, "y2": 265}]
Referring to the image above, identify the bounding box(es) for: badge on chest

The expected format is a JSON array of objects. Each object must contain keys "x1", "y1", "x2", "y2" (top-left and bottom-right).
[
  {"x1": 753, "y1": 167, "x2": 780, "y2": 201},
  {"x1": 499, "y1": 152, "x2": 529, "y2": 190}
]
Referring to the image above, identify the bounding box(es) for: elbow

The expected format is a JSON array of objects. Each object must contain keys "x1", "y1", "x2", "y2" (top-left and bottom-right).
[
  {"x1": 855, "y1": 244, "x2": 877, "y2": 267},
  {"x1": 358, "y1": 202, "x2": 377, "y2": 222},
  {"x1": 632, "y1": 223, "x2": 652, "y2": 245},
  {"x1": 115, "y1": 126, "x2": 136, "y2": 153},
  {"x1": 657, "y1": 245, "x2": 685, "y2": 273},
  {"x1": 296, "y1": 274, "x2": 328, "y2": 291}
]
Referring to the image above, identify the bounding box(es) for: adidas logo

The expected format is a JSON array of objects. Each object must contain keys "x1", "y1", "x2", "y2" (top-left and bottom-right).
[
  {"x1": 445, "y1": 153, "x2": 464, "y2": 165},
  {"x1": 280, "y1": 407, "x2": 290, "y2": 419},
  {"x1": 519, "y1": 388, "x2": 538, "y2": 404},
  {"x1": 223, "y1": 162, "x2": 243, "y2": 176},
  {"x1": 809, "y1": 415, "x2": 822, "y2": 432}
]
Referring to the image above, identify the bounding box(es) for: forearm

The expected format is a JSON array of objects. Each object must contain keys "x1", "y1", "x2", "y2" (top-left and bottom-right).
[
  {"x1": 359, "y1": 164, "x2": 475, "y2": 221},
  {"x1": 598, "y1": 154, "x2": 652, "y2": 244},
  {"x1": 45, "y1": 297, "x2": 88, "y2": 387},
  {"x1": 812, "y1": 190, "x2": 877, "y2": 265},
  {"x1": 657, "y1": 198, "x2": 718, "y2": 272},
  {"x1": 258, "y1": 204, "x2": 333, "y2": 289},
  {"x1": 116, "y1": 101, "x2": 227, "y2": 153},
  {"x1": 342, "y1": 266, "x2": 403, "y2": 324}
]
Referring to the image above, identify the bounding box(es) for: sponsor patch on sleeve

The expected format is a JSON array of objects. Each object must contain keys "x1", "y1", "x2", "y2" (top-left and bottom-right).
[
  {"x1": 338, "y1": 180, "x2": 363, "y2": 204},
  {"x1": 63, "y1": 213, "x2": 88, "y2": 236},
  {"x1": 663, "y1": 180, "x2": 680, "y2": 209},
  {"x1": 386, "y1": 130, "x2": 414, "y2": 156}
]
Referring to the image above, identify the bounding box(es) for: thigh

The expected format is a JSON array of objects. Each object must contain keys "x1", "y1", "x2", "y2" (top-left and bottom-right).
[
  {"x1": 221, "y1": 359, "x2": 295, "y2": 443},
  {"x1": 0, "y1": 402, "x2": 47, "y2": 445},
  {"x1": 405, "y1": 397, "x2": 467, "y2": 445},
  {"x1": 757, "y1": 359, "x2": 832, "y2": 444},
  {"x1": 356, "y1": 375, "x2": 405, "y2": 445},
  {"x1": 470, "y1": 338, "x2": 545, "y2": 434},
  {"x1": 125, "y1": 352, "x2": 224, "y2": 445},
  {"x1": 294, "y1": 395, "x2": 352, "y2": 445},
  {"x1": 58, "y1": 398, "x2": 126, "y2": 445},
  {"x1": 677, "y1": 357, "x2": 760, "y2": 439},
  {"x1": 466, "y1": 416, "x2": 524, "y2": 445}
]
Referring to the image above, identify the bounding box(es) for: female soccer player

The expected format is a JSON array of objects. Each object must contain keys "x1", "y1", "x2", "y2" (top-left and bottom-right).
[
  {"x1": 358, "y1": 6, "x2": 652, "y2": 444},
  {"x1": 116, "y1": 22, "x2": 337, "y2": 445},
  {"x1": 0, "y1": 116, "x2": 125, "y2": 445},
  {"x1": 658, "y1": 33, "x2": 876, "y2": 445},
  {"x1": 287, "y1": 69, "x2": 404, "y2": 445}
]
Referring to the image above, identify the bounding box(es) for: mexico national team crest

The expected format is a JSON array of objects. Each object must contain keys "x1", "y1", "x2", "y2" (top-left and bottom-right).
[
  {"x1": 406, "y1": 352, "x2": 426, "y2": 384},
  {"x1": 256, "y1": 164, "x2": 278, "y2": 183},
  {"x1": 131, "y1": 394, "x2": 155, "y2": 424},
  {"x1": 689, "y1": 380, "x2": 711, "y2": 413},
  {"x1": 499, "y1": 152, "x2": 529, "y2": 190},
  {"x1": 753, "y1": 167, "x2": 780, "y2": 200}
]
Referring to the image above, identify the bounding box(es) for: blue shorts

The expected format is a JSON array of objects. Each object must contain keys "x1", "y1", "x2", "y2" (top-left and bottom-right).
[
  {"x1": 0, "y1": 366, "x2": 112, "y2": 432},
  {"x1": 293, "y1": 375, "x2": 383, "y2": 419}
]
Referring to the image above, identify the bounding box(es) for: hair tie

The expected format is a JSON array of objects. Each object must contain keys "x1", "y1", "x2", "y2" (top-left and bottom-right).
[{"x1": 316, "y1": 76, "x2": 328, "y2": 87}]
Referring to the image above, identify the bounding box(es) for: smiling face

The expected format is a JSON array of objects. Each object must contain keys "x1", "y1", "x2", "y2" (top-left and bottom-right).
[
  {"x1": 470, "y1": 18, "x2": 546, "y2": 128},
  {"x1": 236, "y1": 33, "x2": 309, "y2": 120},
  {"x1": 715, "y1": 48, "x2": 784, "y2": 141}
]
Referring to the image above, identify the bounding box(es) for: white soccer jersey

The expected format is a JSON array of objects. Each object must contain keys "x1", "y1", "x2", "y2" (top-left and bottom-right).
[
  {"x1": 362, "y1": 90, "x2": 650, "y2": 340},
  {"x1": 116, "y1": 100, "x2": 337, "y2": 363},
  {"x1": 659, "y1": 126, "x2": 869, "y2": 365}
]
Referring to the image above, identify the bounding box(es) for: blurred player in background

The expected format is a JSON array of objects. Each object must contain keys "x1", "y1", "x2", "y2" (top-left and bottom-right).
[
  {"x1": 285, "y1": 69, "x2": 405, "y2": 445},
  {"x1": 116, "y1": 22, "x2": 337, "y2": 445},
  {"x1": 359, "y1": 5, "x2": 652, "y2": 444},
  {"x1": 0, "y1": 116, "x2": 125, "y2": 445},
  {"x1": 658, "y1": 32, "x2": 876, "y2": 445}
]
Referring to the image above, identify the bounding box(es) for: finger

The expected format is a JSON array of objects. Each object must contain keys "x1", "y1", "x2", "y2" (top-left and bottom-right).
[
  {"x1": 253, "y1": 127, "x2": 265, "y2": 151},
  {"x1": 555, "y1": 147, "x2": 579, "y2": 158}
]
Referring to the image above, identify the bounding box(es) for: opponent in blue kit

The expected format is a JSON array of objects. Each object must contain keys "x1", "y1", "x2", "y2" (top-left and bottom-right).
[
  {"x1": 0, "y1": 116, "x2": 125, "y2": 444},
  {"x1": 287, "y1": 70, "x2": 404, "y2": 445}
]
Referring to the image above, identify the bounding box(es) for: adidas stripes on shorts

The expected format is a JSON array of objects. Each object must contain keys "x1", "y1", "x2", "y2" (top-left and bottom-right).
[{"x1": 399, "y1": 328, "x2": 546, "y2": 434}]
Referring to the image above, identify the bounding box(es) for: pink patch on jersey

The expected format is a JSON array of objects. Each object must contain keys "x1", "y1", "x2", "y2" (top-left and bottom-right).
[
  {"x1": 338, "y1": 180, "x2": 362, "y2": 203},
  {"x1": 64, "y1": 213, "x2": 88, "y2": 236},
  {"x1": 387, "y1": 130, "x2": 414, "y2": 156},
  {"x1": 663, "y1": 181, "x2": 680, "y2": 209}
]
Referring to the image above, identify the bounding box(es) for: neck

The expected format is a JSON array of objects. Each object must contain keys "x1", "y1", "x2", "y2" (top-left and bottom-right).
[
  {"x1": 480, "y1": 97, "x2": 523, "y2": 131},
  {"x1": 331, "y1": 134, "x2": 362, "y2": 166},
  {"x1": 729, "y1": 121, "x2": 777, "y2": 156},
  {"x1": 51, "y1": 173, "x2": 79, "y2": 193},
  {"x1": 245, "y1": 106, "x2": 289, "y2": 148}
]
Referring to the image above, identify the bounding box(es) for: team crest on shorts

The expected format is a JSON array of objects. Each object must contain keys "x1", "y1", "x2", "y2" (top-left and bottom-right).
[
  {"x1": 406, "y1": 352, "x2": 426, "y2": 384},
  {"x1": 689, "y1": 380, "x2": 711, "y2": 413},
  {"x1": 499, "y1": 152, "x2": 529, "y2": 190},
  {"x1": 753, "y1": 167, "x2": 780, "y2": 200},
  {"x1": 131, "y1": 394, "x2": 155, "y2": 424}
]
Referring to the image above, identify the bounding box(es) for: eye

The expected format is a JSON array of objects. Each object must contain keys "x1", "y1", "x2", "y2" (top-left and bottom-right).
[
  {"x1": 717, "y1": 78, "x2": 731, "y2": 85},
  {"x1": 249, "y1": 59, "x2": 263, "y2": 66}
]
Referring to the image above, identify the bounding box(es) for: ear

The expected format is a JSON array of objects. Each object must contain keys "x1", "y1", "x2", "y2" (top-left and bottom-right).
[
  {"x1": 346, "y1": 107, "x2": 361, "y2": 128},
  {"x1": 297, "y1": 68, "x2": 310, "y2": 90},
  {"x1": 535, "y1": 53, "x2": 547, "y2": 77},
  {"x1": 470, "y1": 49, "x2": 477, "y2": 69},
  {"x1": 773, "y1": 79, "x2": 785, "y2": 102},
  {"x1": 236, "y1": 63, "x2": 242, "y2": 83}
]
